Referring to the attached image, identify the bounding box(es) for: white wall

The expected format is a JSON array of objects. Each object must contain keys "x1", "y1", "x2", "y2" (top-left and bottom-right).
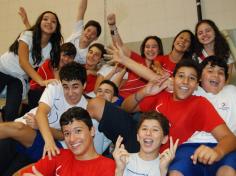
[{"x1": 0, "y1": 0, "x2": 236, "y2": 54}]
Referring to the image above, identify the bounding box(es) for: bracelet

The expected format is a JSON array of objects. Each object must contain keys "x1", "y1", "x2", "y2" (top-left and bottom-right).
[
  {"x1": 110, "y1": 29, "x2": 118, "y2": 36},
  {"x1": 108, "y1": 22, "x2": 116, "y2": 26},
  {"x1": 134, "y1": 92, "x2": 140, "y2": 102}
]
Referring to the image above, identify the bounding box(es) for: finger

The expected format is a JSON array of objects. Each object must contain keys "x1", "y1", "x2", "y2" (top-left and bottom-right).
[
  {"x1": 173, "y1": 138, "x2": 179, "y2": 152},
  {"x1": 115, "y1": 135, "x2": 123, "y2": 149},
  {"x1": 42, "y1": 148, "x2": 47, "y2": 159},
  {"x1": 170, "y1": 136, "x2": 173, "y2": 149}
]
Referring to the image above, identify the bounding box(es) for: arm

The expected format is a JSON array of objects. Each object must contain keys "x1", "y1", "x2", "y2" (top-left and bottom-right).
[
  {"x1": 35, "y1": 102, "x2": 60, "y2": 159},
  {"x1": 159, "y1": 137, "x2": 179, "y2": 176},
  {"x1": 18, "y1": 41, "x2": 57, "y2": 87},
  {"x1": 94, "y1": 64, "x2": 126, "y2": 90},
  {"x1": 113, "y1": 136, "x2": 129, "y2": 176},
  {"x1": 18, "y1": 7, "x2": 31, "y2": 29},
  {"x1": 77, "y1": 0, "x2": 87, "y2": 22},
  {"x1": 107, "y1": 13, "x2": 131, "y2": 57},
  {"x1": 106, "y1": 45, "x2": 165, "y2": 81},
  {"x1": 122, "y1": 78, "x2": 169, "y2": 112},
  {"x1": 191, "y1": 124, "x2": 236, "y2": 165}
]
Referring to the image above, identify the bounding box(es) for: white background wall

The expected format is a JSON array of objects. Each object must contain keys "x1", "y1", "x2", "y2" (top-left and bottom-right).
[{"x1": 0, "y1": 0, "x2": 236, "y2": 54}]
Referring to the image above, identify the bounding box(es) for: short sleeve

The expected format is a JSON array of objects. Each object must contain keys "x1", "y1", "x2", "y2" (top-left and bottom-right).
[
  {"x1": 18, "y1": 31, "x2": 33, "y2": 50},
  {"x1": 39, "y1": 84, "x2": 59, "y2": 108}
]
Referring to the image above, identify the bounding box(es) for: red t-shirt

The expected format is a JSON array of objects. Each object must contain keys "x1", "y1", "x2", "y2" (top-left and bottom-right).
[
  {"x1": 85, "y1": 74, "x2": 97, "y2": 93},
  {"x1": 20, "y1": 149, "x2": 115, "y2": 176},
  {"x1": 119, "y1": 51, "x2": 147, "y2": 98},
  {"x1": 155, "y1": 55, "x2": 176, "y2": 76},
  {"x1": 139, "y1": 91, "x2": 224, "y2": 151},
  {"x1": 30, "y1": 59, "x2": 54, "y2": 90}
]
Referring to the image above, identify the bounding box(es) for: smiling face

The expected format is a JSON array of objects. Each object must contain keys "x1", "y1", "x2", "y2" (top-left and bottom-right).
[
  {"x1": 40, "y1": 12, "x2": 57, "y2": 35},
  {"x1": 173, "y1": 66, "x2": 199, "y2": 101},
  {"x1": 197, "y1": 22, "x2": 215, "y2": 46},
  {"x1": 201, "y1": 63, "x2": 226, "y2": 94},
  {"x1": 137, "y1": 119, "x2": 167, "y2": 158},
  {"x1": 62, "y1": 80, "x2": 85, "y2": 105},
  {"x1": 144, "y1": 39, "x2": 160, "y2": 61},
  {"x1": 173, "y1": 32, "x2": 191, "y2": 53},
  {"x1": 86, "y1": 46, "x2": 102, "y2": 69},
  {"x1": 63, "y1": 120, "x2": 95, "y2": 160},
  {"x1": 95, "y1": 83, "x2": 115, "y2": 102},
  {"x1": 81, "y1": 26, "x2": 98, "y2": 45},
  {"x1": 59, "y1": 52, "x2": 75, "y2": 68}
]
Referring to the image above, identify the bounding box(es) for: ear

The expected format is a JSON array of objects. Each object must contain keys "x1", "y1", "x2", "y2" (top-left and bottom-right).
[
  {"x1": 90, "y1": 126, "x2": 96, "y2": 137},
  {"x1": 137, "y1": 133, "x2": 140, "y2": 143},
  {"x1": 161, "y1": 135, "x2": 169, "y2": 145},
  {"x1": 83, "y1": 82, "x2": 87, "y2": 90}
]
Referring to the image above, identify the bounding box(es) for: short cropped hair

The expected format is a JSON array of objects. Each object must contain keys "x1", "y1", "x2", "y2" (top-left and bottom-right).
[
  {"x1": 99, "y1": 80, "x2": 119, "y2": 97},
  {"x1": 59, "y1": 62, "x2": 86, "y2": 85},
  {"x1": 173, "y1": 58, "x2": 201, "y2": 81},
  {"x1": 60, "y1": 42, "x2": 77, "y2": 58},
  {"x1": 84, "y1": 20, "x2": 102, "y2": 37},
  {"x1": 89, "y1": 43, "x2": 106, "y2": 58},
  {"x1": 137, "y1": 111, "x2": 170, "y2": 136},
  {"x1": 60, "y1": 107, "x2": 93, "y2": 130},
  {"x1": 200, "y1": 55, "x2": 229, "y2": 80}
]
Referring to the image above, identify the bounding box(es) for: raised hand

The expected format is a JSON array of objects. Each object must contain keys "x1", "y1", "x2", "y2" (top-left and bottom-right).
[
  {"x1": 113, "y1": 135, "x2": 129, "y2": 173},
  {"x1": 18, "y1": 7, "x2": 31, "y2": 29},
  {"x1": 105, "y1": 44, "x2": 126, "y2": 65},
  {"x1": 143, "y1": 77, "x2": 169, "y2": 96},
  {"x1": 160, "y1": 137, "x2": 179, "y2": 176},
  {"x1": 107, "y1": 13, "x2": 116, "y2": 25}
]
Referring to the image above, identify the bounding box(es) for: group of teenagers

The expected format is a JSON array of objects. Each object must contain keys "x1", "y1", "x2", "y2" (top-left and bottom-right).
[{"x1": 0, "y1": 0, "x2": 236, "y2": 175}]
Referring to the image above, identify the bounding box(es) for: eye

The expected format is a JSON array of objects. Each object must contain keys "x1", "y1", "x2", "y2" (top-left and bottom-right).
[
  {"x1": 74, "y1": 129, "x2": 81, "y2": 134},
  {"x1": 190, "y1": 76, "x2": 197, "y2": 81},
  {"x1": 63, "y1": 132, "x2": 70, "y2": 137}
]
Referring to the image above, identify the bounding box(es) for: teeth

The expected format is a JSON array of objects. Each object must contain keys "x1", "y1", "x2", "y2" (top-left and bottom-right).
[
  {"x1": 144, "y1": 139, "x2": 153, "y2": 145},
  {"x1": 180, "y1": 86, "x2": 188, "y2": 90},
  {"x1": 209, "y1": 80, "x2": 219, "y2": 86},
  {"x1": 71, "y1": 142, "x2": 81, "y2": 148}
]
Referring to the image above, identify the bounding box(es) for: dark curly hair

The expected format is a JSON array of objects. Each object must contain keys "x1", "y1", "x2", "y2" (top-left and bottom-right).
[{"x1": 195, "y1": 19, "x2": 230, "y2": 61}]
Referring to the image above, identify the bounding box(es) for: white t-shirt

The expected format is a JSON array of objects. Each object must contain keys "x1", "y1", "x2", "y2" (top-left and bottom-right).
[
  {"x1": 0, "y1": 31, "x2": 52, "y2": 98},
  {"x1": 15, "y1": 83, "x2": 111, "y2": 153},
  {"x1": 97, "y1": 64, "x2": 128, "y2": 81},
  {"x1": 187, "y1": 85, "x2": 236, "y2": 143},
  {"x1": 0, "y1": 31, "x2": 52, "y2": 78},
  {"x1": 123, "y1": 153, "x2": 161, "y2": 176},
  {"x1": 66, "y1": 20, "x2": 88, "y2": 64}
]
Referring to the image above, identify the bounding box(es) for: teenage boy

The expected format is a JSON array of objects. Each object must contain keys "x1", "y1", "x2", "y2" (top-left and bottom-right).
[
  {"x1": 87, "y1": 59, "x2": 236, "y2": 176},
  {"x1": 113, "y1": 111, "x2": 178, "y2": 176},
  {"x1": 0, "y1": 62, "x2": 106, "y2": 175},
  {"x1": 17, "y1": 107, "x2": 115, "y2": 176},
  {"x1": 185, "y1": 56, "x2": 236, "y2": 175},
  {"x1": 65, "y1": 0, "x2": 101, "y2": 64}
]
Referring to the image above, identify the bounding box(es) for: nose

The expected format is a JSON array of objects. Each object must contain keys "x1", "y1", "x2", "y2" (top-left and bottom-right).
[
  {"x1": 69, "y1": 133, "x2": 76, "y2": 142},
  {"x1": 146, "y1": 129, "x2": 151, "y2": 136},
  {"x1": 68, "y1": 88, "x2": 73, "y2": 96},
  {"x1": 183, "y1": 77, "x2": 189, "y2": 84}
]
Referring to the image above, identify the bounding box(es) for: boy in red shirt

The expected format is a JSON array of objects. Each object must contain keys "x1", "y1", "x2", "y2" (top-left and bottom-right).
[{"x1": 17, "y1": 107, "x2": 115, "y2": 176}]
